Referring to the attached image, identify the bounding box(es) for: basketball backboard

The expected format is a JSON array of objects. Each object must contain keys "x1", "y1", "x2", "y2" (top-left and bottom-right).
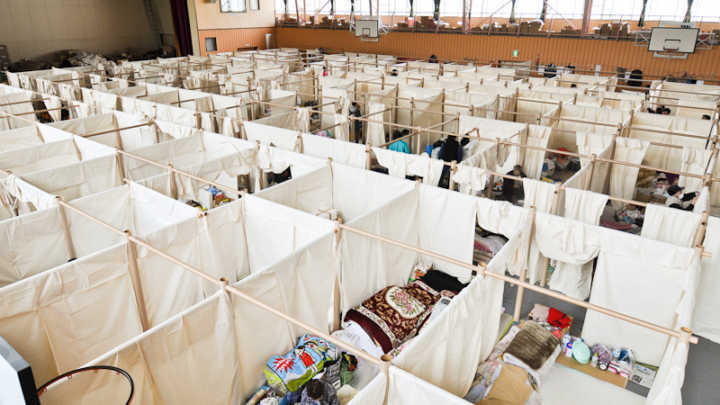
[{"x1": 649, "y1": 27, "x2": 699, "y2": 53}]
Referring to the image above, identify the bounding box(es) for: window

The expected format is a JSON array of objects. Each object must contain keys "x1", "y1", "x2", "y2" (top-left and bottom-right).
[
  {"x1": 545, "y1": 0, "x2": 585, "y2": 19},
  {"x1": 591, "y1": 0, "x2": 644, "y2": 20},
  {"x1": 205, "y1": 37, "x2": 218, "y2": 52},
  {"x1": 692, "y1": 0, "x2": 720, "y2": 22},
  {"x1": 250, "y1": 0, "x2": 260, "y2": 10},
  {"x1": 221, "y1": 0, "x2": 247, "y2": 13}
]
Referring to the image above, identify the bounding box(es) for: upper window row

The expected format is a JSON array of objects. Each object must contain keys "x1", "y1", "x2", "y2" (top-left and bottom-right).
[{"x1": 275, "y1": 0, "x2": 720, "y2": 22}]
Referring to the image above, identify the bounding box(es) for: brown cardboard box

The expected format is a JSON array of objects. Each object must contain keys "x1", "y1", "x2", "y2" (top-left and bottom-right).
[
  {"x1": 528, "y1": 21, "x2": 543, "y2": 33},
  {"x1": 477, "y1": 364, "x2": 533, "y2": 405}
]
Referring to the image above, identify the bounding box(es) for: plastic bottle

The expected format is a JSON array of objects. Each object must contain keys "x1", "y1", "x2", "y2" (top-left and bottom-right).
[
  {"x1": 564, "y1": 337, "x2": 574, "y2": 357},
  {"x1": 591, "y1": 352, "x2": 599, "y2": 368}
]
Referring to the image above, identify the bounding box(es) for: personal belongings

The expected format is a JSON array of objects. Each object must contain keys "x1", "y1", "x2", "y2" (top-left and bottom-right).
[
  {"x1": 416, "y1": 269, "x2": 468, "y2": 294},
  {"x1": 591, "y1": 344, "x2": 612, "y2": 371},
  {"x1": 630, "y1": 363, "x2": 657, "y2": 389},
  {"x1": 572, "y1": 340, "x2": 591, "y2": 364},
  {"x1": 528, "y1": 304, "x2": 550, "y2": 323},
  {"x1": 264, "y1": 335, "x2": 339, "y2": 395},
  {"x1": 547, "y1": 307, "x2": 571, "y2": 329},
  {"x1": 246, "y1": 385, "x2": 271, "y2": 405}
]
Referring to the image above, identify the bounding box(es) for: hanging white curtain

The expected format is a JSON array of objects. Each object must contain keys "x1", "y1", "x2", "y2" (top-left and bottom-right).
[
  {"x1": 641, "y1": 204, "x2": 702, "y2": 248},
  {"x1": 548, "y1": 189, "x2": 608, "y2": 299},
  {"x1": 609, "y1": 138, "x2": 649, "y2": 208},
  {"x1": 582, "y1": 231, "x2": 699, "y2": 365},
  {"x1": 523, "y1": 125, "x2": 551, "y2": 179},
  {"x1": 678, "y1": 147, "x2": 713, "y2": 193},
  {"x1": 523, "y1": 179, "x2": 557, "y2": 284},
  {"x1": 693, "y1": 217, "x2": 720, "y2": 343},
  {"x1": 452, "y1": 166, "x2": 488, "y2": 195},
  {"x1": 366, "y1": 101, "x2": 386, "y2": 147}
]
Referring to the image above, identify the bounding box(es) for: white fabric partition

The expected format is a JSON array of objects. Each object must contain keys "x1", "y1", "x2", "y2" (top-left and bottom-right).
[
  {"x1": 476, "y1": 198, "x2": 533, "y2": 276},
  {"x1": 609, "y1": 137, "x2": 649, "y2": 208},
  {"x1": 540, "y1": 209, "x2": 604, "y2": 300},
  {"x1": 340, "y1": 190, "x2": 419, "y2": 312},
  {"x1": 679, "y1": 147, "x2": 713, "y2": 193},
  {"x1": 0, "y1": 244, "x2": 143, "y2": 384},
  {"x1": 582, "y1": 230, "x2": 699, "y2": 365},
  {"x1": 41, "y1": 292, "x2": 239, "y2": 405},
  {"x1": 50, "y1": 112, "x2": 174, "y2": 151},
  {"x1": 692, "y1": 217, "x2": 720, "y2": 343},
  {"x1": 245, "y1": 122, "x2": 369, "y2": 170},
  {"x1": 366, "y1": 101, "x2": 386, "y2": 147},
  {"x1": 0, "y1": 140, "x2": 82, "y2": 175},
  {"x1": 19, "y1": 155, "x2": 123, "y2": 205},
  {"x1": 259, "y1": 163, "x2": 415, "y2": 223},
  {"x1": 0, "y1": 125, "x2": 73, "y2": 153},
  {"x1": 0, "y1": 208, "x2": 77, "y2": 286},
  {"x1": 641, "y1": 204, "x2": 702, "y2": 248},
  {"x1": 132, "y1": 195, "x2": 333, "y2": 327},
  {"x1": 244, "y1": 120, "x2": 301, "y2": 151},
  {"x1": 0, "y1": 182, "x2": 198, "y2": 287},
  {"x1": 348, "y1": 367, "x2": 472, "y2": 405},
  {"x1": 373, "y1": 148, "x2": 444, "y2": 186},
  {"x1": 523, "y1": 179, "x2": 557, "y2": 284},
  {"x1": 301, "y1": 133, "x2": 369, "y2": 169},
  {"x1": 523, "y1": 125, "x2": 551, "y2": 179},
  {"x1": 629, "y1": 113, "x2": 711, "y2": 171},
  {"x1": 555, "y1": 104, "x2": 628, "y2": 135},
  {"x1": 393, "y1": 234, "x2": 509, "y2": 396},
  {"x1": 576, "y1": 133, "x2": 614, "y2": 193},
  {"x1": 417, "y1": 185, "x2": 477, "y2": 282}
]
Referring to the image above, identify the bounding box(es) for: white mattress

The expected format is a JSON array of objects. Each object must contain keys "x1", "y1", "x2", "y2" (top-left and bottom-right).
[{"x1": 540, "y1": 364, "x2": 646, "y2": 405}]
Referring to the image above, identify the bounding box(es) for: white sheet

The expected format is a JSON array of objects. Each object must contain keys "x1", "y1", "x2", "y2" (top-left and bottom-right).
[
  {"x1": 523, "y1": 179, "x2": 557, "y2": 284},
  {"x1": 394, "y1": 247, "x2": 505, "y2": 396},
  {"x1": 417, "y1": 185, "x2": 477, "y2": 282},
  {"x1": 0, "y1": 244, "x2": 142, "y2": 384},
  {"x1": 549, "y1": 189, "x2": 608, "y2": 298},
  {"x1": 609, "y1": 137, "x2": 649, "y2": 208},
  {"x1": 340, "y1": 191, "x2": 419, "y2": 312},
  {"x1": 541, "y1": 364, "x2": 645, "y2": 405},
  {"x1": 693, "y1": 217, "x2": 720, "y2": 343},
  {"x1": 679, "y1": 147, "x2": 713, "y2": 193},
  {"x1": 366, "y1": 101, "x2": 386, "y2": 147},
  {"x1": 582, "y1": 230, "x2": 698, "y2": 365},
  {"x1": 641, "y1": 204, "x2": 702, "y2": 248},
  {"x1": 524, "y1": 125, "x2": 551, "y2": 179}
]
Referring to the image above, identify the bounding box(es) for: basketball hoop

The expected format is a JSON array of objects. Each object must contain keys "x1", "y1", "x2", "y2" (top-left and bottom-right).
[
  {"x1": 37, "y1": 365, "x2": 135, "y2": 405},
  {"x1": 649, "y1": 27, "x2": 697, "y2": 59},
  {"x1": 359, "y1": 34, "x2": 379, "y2": 42}
]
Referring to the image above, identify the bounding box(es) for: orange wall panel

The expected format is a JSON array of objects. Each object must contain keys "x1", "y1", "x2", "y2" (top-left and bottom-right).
[
  {"x1": 198, "y1": 28, "x2": 275, "y2": 55},
  {"x1": 276, "y1": 27, "x2": 720, "y2": 79}
]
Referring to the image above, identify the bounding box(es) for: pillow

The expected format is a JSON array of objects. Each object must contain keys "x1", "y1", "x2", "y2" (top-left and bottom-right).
[
  {"x1": 502, "y1": 321, "x2": 560, "y2": 371},
  {"x1": 344, "y1": 283, "x2": 438, "y2": 353}
]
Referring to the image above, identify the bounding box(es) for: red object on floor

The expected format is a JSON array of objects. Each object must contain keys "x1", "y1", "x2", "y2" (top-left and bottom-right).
[{"x1": 548, "y1": 307, "x2": 572, "y2": 329}]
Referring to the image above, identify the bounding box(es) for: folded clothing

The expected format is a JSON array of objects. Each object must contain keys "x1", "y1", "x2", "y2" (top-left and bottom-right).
[
  {"x1": 264, "y1": 335, "x2": 339, "y2": 394},
  {"x1": 344, "y1": 282, "x2": 439, "y2": 353}
]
